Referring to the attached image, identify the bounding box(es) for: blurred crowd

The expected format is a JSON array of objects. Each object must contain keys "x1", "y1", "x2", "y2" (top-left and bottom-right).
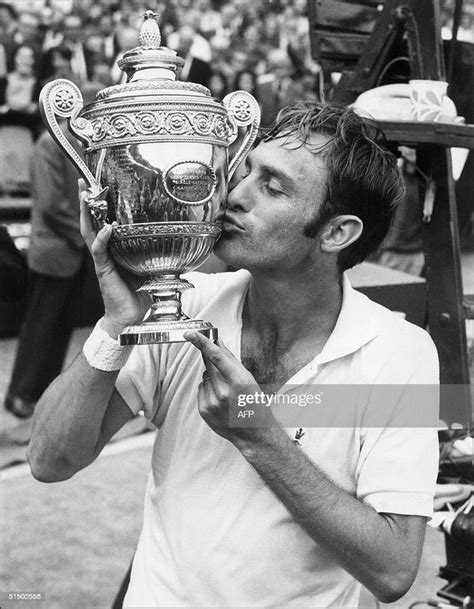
[
  {"x1": 0, "y1": 0, "x2": 321, "y2": 158},
  {"x1": 0, "y1": 0, "x2": 472, "y2": 195}
]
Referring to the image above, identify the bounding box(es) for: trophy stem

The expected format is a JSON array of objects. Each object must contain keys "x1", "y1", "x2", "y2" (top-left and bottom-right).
[
  {"x1": 119, "y1": 274, "x2": 218, "y2": 346},
  {"x1": 145, "y1": 290, "x2": 187, "y2": 323}
]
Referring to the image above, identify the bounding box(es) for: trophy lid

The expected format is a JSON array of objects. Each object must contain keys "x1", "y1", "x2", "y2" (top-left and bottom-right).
[
  {"x1": 119, "y1": 11, "x2": 183, "y2": 80},
  {"x1": 97, "y1": 10, "x2": 210, "y2": 100}
]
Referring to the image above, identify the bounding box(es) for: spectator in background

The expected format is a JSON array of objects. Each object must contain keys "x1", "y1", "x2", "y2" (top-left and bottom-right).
[
  {"x1": 228, "y1": 50, "x2": 250, "y2": 79},
  {"x1": 4, "y1": 117, "x2": 103, "y2": 420},
  {"x1": 12, "y1": 11, "x2": 43, "y2": 59},
  {"x1": 156, "y1": 0, "x2": 180, "y2": 44},
  {"x1": 209, "y1": 3, "x2": 240, "y2": 53},
  {"x1": 169, "y1": 24, "x2": 212, "y2": 87},
  {"x1": 0, "y1": 1, "x2": 18, "y2": 75},
  {"x1": 257, "y1": 48, "x2": 295, "y2": 127},
  {"x1": 262, "y1": 13, "x2": 281, "y2": 48},
  {"x1": 78, "y1": 2, "x2": 105, "y2": 30},
  {"x1": 37, "y1": 5, "x2": 60, "y2": 54},
  {"x1": 0, "y1": 44, "x2": 41, "y2": 139},
  {"x1": 0, "y1": 43, "x2": 41, "y2": 194},
  {"x1": 238, "y1": 0, "x2": 261, "y2": 36},
  {"x1": 50, "y1": 13, "x2": 92, "y2": 84},
  {"x1": 39, "y1": 44, "x2": 73, "y2": 86},
  {"x1": 208, "y1": 69, "x2": 229, "y2": 99},
  {"x1": 197, "y1": 0, "x2": 221, "y2": 41},
  {"x1": 89, "y1": 59, "x2": 114, "y2": 89},
  {"x1": 238, "y1": 22, "x2": 268, "y2": 75},
  {"x1": 96, "y1": 11, "x2": 118, "y2": 64},
  {"x1": 110, "y1": 25, "x2": 139, "y2": 84},
  {"x1": 233, "y1": 68, "x2": 258, "y2": 99}
]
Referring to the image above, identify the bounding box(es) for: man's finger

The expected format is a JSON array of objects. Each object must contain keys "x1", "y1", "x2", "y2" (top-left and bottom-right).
[
  {"x1": 197, "y1": 381, "x2": 215, "y2": 419},
  {"x1": 90, "y1": 223, "x2": 114, "y2": 270},
  {"x1": 201, "y1": 356, "x2": 223, "y2": 388},
  {"x1": 79, "y1": 188, "x2": 95, "y2": 246},
  {"x1": 199, "y1": 372, "x2": 213, "y2": 403},
  {"x1": 78, "y1": 178, "x2": 87, "y2": 197},
  {"x1": 184, "y1": 331, "x2": 241, "y2": 380}
]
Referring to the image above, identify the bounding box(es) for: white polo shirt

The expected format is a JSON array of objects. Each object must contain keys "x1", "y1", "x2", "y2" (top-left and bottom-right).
[{"x1": 117, "y1": 270, "x2": 439, "y2": 608}]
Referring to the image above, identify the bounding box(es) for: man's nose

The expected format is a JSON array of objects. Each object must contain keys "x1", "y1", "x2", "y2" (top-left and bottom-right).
[
  {"x1": 229, "y1": 159, "x2": 247, "y2": 190},
  {"x1": 227, "y1": 176, "x2": 250, "y2": 212},
  {"x1": 227, "y1": 163, "x2": 250, "y2": 211}
]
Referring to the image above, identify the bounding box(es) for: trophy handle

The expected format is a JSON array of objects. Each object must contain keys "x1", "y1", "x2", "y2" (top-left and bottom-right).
[
  {"x1": 223, "y1": 91, "x2": 261, "y2": 180},
  {"x1": 39, "y1": 79, "x2": 108, "y2": 206}
]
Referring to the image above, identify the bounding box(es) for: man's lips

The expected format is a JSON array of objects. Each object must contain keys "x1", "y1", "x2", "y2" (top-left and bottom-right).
[{"x1": 219, "y1": 213, "x2": 245, "y2": 231}]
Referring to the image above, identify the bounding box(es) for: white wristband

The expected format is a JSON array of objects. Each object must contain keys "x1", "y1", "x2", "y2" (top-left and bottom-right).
[{"x1": 83, "y1": 318, "x2": 133, "y2": 371}]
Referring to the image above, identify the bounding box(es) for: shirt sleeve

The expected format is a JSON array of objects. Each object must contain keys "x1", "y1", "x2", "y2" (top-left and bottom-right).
[
  {"x1": 356, "y1": 426, "x2": 440, "y2": 517},
  {"x1": 115, "y1": 343, "x2": 167, "y2": 422},
  {"x1": 356, "y1": 324, "x2": 441, "y2": 518}
]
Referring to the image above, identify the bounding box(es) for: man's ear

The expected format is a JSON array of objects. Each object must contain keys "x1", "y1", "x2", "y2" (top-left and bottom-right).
[{"x1": 319, "y1": 215, "x2": 363, "y2": 254}]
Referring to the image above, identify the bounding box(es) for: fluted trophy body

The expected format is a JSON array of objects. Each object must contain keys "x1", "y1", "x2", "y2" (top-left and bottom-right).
[{"x1": 39, "y1": 11, "x2": 260, "y2": 345}]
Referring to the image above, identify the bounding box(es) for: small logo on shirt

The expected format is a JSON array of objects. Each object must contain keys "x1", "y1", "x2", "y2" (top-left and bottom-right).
[{"x1": 294, "y1": 428, "x2": 305, "y2": 445}]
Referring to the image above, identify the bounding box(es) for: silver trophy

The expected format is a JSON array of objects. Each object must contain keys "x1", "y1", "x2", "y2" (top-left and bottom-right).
[{"x1": 39, "y1": 10, "x2": 260, "y2": 345}]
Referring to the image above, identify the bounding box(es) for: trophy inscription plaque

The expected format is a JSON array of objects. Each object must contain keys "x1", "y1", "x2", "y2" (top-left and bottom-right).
[{"x1": 39, "y1": 10, "x2": 260, "y2": 345}]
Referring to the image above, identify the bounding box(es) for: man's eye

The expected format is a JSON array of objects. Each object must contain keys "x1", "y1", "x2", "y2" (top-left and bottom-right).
[{"x1": 265, "y1": 182, "x2": 283, "y2": 196}]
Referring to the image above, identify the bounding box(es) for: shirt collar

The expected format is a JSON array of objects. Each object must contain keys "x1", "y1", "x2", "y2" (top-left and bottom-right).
[{"x1": 314, "y1": 272, "x2": 382, "y2": 366}]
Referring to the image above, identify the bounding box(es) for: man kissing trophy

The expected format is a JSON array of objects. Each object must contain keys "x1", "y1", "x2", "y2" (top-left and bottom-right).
[{"x1": 39, "y1": 10, "x2": 260, "y2": 345}]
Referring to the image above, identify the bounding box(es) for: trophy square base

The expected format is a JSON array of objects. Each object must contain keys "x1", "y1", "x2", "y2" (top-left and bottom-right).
[{"x1": 119, "y1": 320, "x2": 218, "y2": 345}]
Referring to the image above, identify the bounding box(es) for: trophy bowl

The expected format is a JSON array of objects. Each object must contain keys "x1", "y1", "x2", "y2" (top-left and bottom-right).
[{"x1": 39, "y1": 11, "x2": 260, "y2": 345}]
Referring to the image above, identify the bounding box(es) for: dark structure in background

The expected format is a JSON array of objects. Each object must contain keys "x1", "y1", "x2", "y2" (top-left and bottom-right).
[
  {"x1": 307, "y1": 2, "x2": 474, "y2": 604},
  {"x1": 307, "y1": 0, "x2": 474, "y2": 425},
  {"x1": 308, "y1": 0, "x2": 382, "y2": 84},
  {"x1": 4, "y1": 127, "x2": 103, "y2": 419}
]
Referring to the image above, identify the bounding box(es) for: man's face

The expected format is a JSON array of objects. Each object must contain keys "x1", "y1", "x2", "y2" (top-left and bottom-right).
[
  {"x1": 0, "y1": 7, "x2": 14, "y2": 28},
  {"x1": 14, "y1": 45, "x2": 34, "y2": 74},
  {"x1": 221, "y1": 6, "x2": 236, "y2": 27},
  {"x1": 178, "y1": 26, "x2": 194, "y2": 55},
  {"x1": 99, "y1": 15, "x2": 113, "y2": 36},
  {"x1": 215, "y1": 136, "x2": 329, "y2": 273},
  {"x1": 18, "y1": 13, "x2": 39, "y2": 41},
  {"x1": 64, "y1": 16, "x2": 82, "y2": 43},
  {"x1": 232, "y1": 53, "x2": 247, "y2": 73}
]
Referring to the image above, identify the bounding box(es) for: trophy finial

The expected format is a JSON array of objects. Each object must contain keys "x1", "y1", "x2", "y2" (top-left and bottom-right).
[
  {"x1": 140, "y1": 10, "x2": 161, "y2": 48},
  {"x1": 118, "y1": 8, "x2": 184, "y2": 80}
]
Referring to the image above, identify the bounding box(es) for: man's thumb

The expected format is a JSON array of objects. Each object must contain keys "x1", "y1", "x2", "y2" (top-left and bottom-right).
[{"x1": 91, "y1": 223, "x2": 113, "y2": 268}]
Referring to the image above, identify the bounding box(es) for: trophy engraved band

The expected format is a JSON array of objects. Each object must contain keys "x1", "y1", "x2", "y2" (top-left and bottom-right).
[{"x1": 39, "y1": 10, "x2": 260, "y2": 345}]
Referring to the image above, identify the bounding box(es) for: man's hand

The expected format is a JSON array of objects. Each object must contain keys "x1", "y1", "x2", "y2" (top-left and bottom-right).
[
  {"x1": 184, "y1": 330, "x2": 275, "y2": 443},
  {"x1": 184, "y1": 332, "x2": 427, "y2": 603},
  {"x1": 79, "y1": 179, "x2": 150, "y2": 337}
]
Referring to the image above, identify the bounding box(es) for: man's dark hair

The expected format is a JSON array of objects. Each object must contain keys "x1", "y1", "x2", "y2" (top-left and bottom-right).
[{"x1": 264, "y1": 102, "x2": 405, "y2": 273}]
